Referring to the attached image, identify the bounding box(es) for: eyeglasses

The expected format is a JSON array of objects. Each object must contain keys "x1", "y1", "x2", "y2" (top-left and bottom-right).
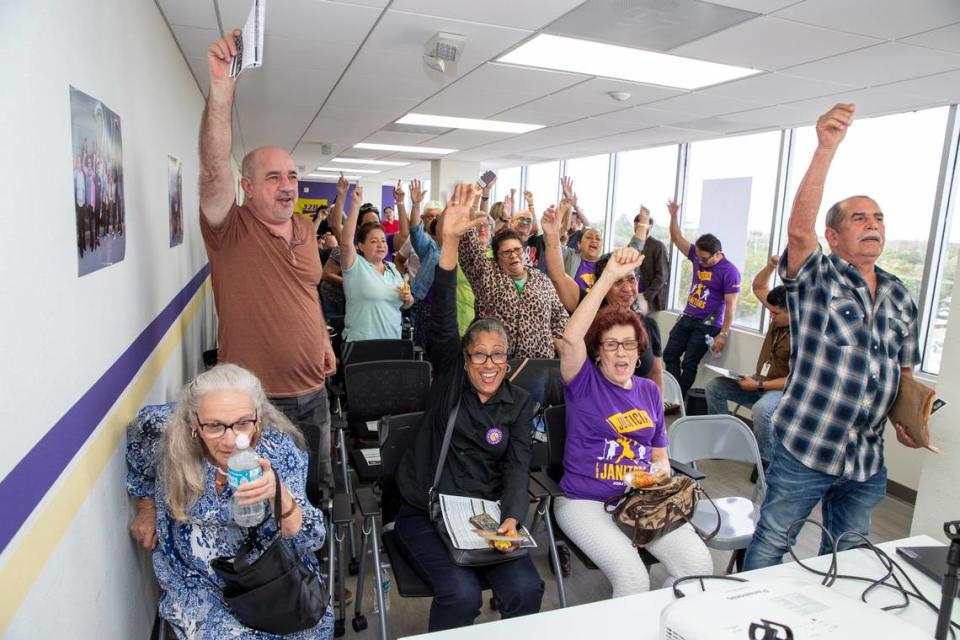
[
  {"x1": 498, "y1": 247, "x2": 524, "y2": 258},
  {"x1": 515, "y1": 217, "x2": 532, "y2": 225},
  {"x1": 466, "y1": 351, "x2": 509, "y2": 365},
  {"x1": 194, "y1": 412, "x2": 259, "y2": 438},
  {"x1": 599, "y1": 339, "x2": 640, "y2": 352}
]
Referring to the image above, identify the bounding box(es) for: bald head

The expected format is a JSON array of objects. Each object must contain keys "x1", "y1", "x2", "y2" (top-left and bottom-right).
[
  {"x1": 825, "y1": 195, "x2": 876, "y2": 231},
  {"x1": 241, "y1": 146, "x2": 292, "y2": 179},
  {"x1": 239, "y1": 146, "x2": 299, "y2": 224}
]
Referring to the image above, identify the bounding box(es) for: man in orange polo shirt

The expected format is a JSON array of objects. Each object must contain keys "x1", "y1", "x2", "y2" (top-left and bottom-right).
[{"x1": 200, "y1": 30, "x2": 336, "y2": 504}]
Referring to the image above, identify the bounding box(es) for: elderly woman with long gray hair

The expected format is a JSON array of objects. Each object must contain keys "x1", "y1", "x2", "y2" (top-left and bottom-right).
[{"x1": 151, "y1": 363, "x2": 333, "y2": 639}]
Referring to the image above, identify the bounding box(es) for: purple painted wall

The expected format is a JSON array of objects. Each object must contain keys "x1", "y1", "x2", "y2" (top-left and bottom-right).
[
  {"x1": 298, "y1": 181, "x2": 343, "y2": 205},
  {"x1": 381, "y1": 185, "x2": 395, "y2": 212}
]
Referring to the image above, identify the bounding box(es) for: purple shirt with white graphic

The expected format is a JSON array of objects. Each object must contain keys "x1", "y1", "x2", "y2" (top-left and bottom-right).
[
  {"x1": 574, "y1": 258, "x2": 597, "y2": 291},
  {"x1": 560, "y1": 360, "x2": 667, "y2": 502},
  {"x1": 681, "y1": 245, "x2": 741, "y2": 326}
]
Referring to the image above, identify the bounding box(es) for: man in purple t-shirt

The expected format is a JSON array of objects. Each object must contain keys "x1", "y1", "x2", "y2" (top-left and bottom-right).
[{"x1": 663, "y1": 200, "x2": 741, "y2": 398}]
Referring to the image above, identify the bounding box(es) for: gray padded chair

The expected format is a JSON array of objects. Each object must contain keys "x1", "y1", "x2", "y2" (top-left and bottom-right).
[
  {"x1": 663, "y1": 370, "x2": 687, "y2": 417},
  {"x1": 667, "y1": 415, "x2": 766, "y2": 573}
]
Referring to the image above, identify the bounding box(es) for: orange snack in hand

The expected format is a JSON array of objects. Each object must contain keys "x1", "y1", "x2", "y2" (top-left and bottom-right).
[{"x1": 493, "y1": 530, "x2": 519, "y2": 551}]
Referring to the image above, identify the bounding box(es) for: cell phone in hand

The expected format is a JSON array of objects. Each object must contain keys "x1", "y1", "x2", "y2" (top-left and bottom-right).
[
  {"x1": 477, "y1": 170, "x2": 497, "y2": 189},
  {"x1": 469, "y1": 513, "x2": 499, "y2": 531}
]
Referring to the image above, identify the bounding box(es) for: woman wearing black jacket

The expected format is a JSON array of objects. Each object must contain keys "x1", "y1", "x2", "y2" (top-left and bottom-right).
[{"x1": 394, "y1": 185, "x2": 544, "y2": 632}]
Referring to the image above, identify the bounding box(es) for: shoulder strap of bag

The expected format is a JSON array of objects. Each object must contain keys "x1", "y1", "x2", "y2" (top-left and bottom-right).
[
  {"x1": 508, "y1": 357, "x2": 530, "y2": 383},
  {"x1": 430, "y1": 400, "x2": 461, "y2": 494}
]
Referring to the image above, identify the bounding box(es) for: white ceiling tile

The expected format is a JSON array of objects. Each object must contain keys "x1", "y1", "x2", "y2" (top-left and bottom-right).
[
  {"x1": 720, "y1": 103, "x2": 822, "y2": 128},
  {"x1": 542, "y1": 77, "x2": 687, "y2": 106},
  {"x1": 670, "y1": 16, "x2": 881, "y2": 71},
  {"x1": 643, "y1": 92, "x2": 763, "y2": 116},
  {"x1": 455, "y1": 63, "x2": 588, "y2": 93},
  {"x1": 700, "y1": 72, "x2": 856, "y2": 104},
  {"x1": 491, "y1": 105, "x2": 586, "y2": 127},
  {"x1": 362, "y1": 130, "x2": 439, "y2": 145},
  {"x1": 782, "y1": 42, "x2": 960, "y2": 86},
  {"x1": 237, "y1": 104, "x2": 318, "y2": 151},
  {"x1": 157, "y1": 0, "x2": 219, "y2": 28},
  {"x1": 669, "y1": 116, "x2": 767, "y2": 133},
  {"x1": 217, "y1": 0, "x2": 382, "y2": 46},
  {"x1": 390, "y1": 0, "x2": 586, "y2": 30},
  {"x1": 331, "y1": 0, "x2": 391, "y2": 7},
  {"x1": 416, "y1": 87, "x2": 544, "y2": 120},
  {"x1": 362, "y1": 9, "x2": 530, "y2": 59},
  {"x1": 875, "y1": 69, "x2": 960, "y2": 103},
  {"x1": 547, "y1": 0, "x2": 759, "y2": 52},
  {"x1": 262, "y1": 38, "x2": 357, "y2": 72},
  {"x1": 327, "y1": 72, "x2": 441, "y2": 108},
  {"x1": 700, "y1": 0, "x2": 802, "y2": 13},
  {"x1": 236, "y1": 65, "x2": 340, "y2": 108},
  {"x1": 595, "y1": 106, "x2": 701, "y2": 127},
  {"x1": 901, "y1": 23, "x2": 960, "y2": 54},
  {"x1": 773, "y1": 0, "x2": 960, "y2": 39},
  {"x1": 786, "y1": 88, "x2": 944, "y2": 120},
  {"x1": 426, "y1": 129, "x2": 517, "y2": 149},
  {"x1": 185, "y1": 55, "x2": 210, "y2": 95},
  {"x1": 170, "y1": 25, "x2": 220, "y2": 58}
]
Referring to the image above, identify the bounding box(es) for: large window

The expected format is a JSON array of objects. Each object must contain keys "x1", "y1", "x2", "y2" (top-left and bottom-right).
[
  {"x1": 611, "y1": 145, "x2": 679, "y2": 249},
  {"x1": 493, "y1": 166, "x2": 521, "y2": 205},
  {"x1": 564, "y1": 154, "x2": 610, "y2": 239},
  {"x1": 786, "y1": 108, "x2": 950, "y2": 303},
  {"x1": 523, "y1": 161, "x2": 560, "y2": 216},
  {"x1": 924, "y1": 163, "x2": 959, "y2": 375},
  {"x1": 675, "y1": 131, "x2": 783, "y2": 329}
]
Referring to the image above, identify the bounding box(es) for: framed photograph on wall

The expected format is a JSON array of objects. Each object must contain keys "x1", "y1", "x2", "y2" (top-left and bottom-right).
[
  {"x1": 168, "y1": 155, "x2": 184, "y2": 247},
  {"x1": 70, "y1": 86, "x2": 126, "y2": 276}
]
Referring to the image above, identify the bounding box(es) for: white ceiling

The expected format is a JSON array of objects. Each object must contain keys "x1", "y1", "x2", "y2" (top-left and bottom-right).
[{"x1": 158, "y1": 0, "x2": 960, "y2": 183}]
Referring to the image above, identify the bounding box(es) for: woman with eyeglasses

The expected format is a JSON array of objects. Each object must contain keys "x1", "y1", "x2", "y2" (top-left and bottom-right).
[
  {"x1": 541, "y1": 206, "x2": 665, "y2": 391},
  {"x1": 150, "y1": 363, "x2": 333, "y2": 638},
  {"x1": 395, "y1": 185, "x2": 544, "y2": 632},
  {"x1": 458, "y1": 197, "x2": 568, "y2": 358},
  {"x1": 553, "y1": 248, "x2": 712, "y2": 597}
]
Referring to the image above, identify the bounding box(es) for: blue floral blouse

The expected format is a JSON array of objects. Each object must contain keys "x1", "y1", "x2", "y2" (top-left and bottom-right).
[{"x1": 126, "y1": 405, "x2": 333, "y2": 639}]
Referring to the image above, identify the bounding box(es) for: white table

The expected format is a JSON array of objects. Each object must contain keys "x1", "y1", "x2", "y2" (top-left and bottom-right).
[{"x1": 402, "y1": 535, "x2": 957, "y2": 639}]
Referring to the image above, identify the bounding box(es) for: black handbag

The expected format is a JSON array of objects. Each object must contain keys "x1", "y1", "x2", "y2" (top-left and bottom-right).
[
  {"x1": 427, "y1": 401, "x2": 529, "y2": 567},
  {"x1": 211, "y1": 479, "x2": 329, "y2": 635}
]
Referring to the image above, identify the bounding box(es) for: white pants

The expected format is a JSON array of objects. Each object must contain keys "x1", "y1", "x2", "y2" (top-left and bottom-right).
[{"x1": 554, "y1": 496, "x2": 713, "y2": 597}]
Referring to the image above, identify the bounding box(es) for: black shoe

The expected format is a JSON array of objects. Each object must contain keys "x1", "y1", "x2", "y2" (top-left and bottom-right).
[
  {"x1": 749, "y1": 466, "x2": 758, "y2": 484},
  {"x1": 664, "y1": 401, "x2": 681, "y2": 416},
  {"x1": 549, "y1": 542, "x2": 571, "y2": 578}
]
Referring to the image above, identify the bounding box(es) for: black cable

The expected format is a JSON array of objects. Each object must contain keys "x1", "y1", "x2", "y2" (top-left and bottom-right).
[
  {"x1": 784, "y1": 517, "x2": 960, "y2": 639},
  {"x1": 672, "y1": 574, "x2": 749, "y2": 599}
]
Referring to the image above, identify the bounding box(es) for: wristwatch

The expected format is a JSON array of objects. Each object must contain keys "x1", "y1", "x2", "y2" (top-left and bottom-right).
[{"x1": 758, "y1": 379, "x2": 765, "y2": 392}]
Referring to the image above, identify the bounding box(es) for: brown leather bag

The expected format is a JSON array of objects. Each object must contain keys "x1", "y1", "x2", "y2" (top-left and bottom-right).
[{"x1": 603, "y1": 476, "x2": 720, "y2": 547}]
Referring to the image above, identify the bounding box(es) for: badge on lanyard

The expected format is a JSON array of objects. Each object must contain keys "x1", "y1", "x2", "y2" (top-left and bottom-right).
[{"x1": 760, "y1": 362, "x2": 771, "y2": 377}]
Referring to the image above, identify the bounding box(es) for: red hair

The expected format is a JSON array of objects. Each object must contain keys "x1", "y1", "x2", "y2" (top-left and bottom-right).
[{"x1": 584, "y1": 307, "x2": 648, "y2": 359}]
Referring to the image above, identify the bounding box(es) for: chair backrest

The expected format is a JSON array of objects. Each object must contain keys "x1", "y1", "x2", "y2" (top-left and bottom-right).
[
  {"x1": 508, "y1": 358, "x2": 564, "y2": 408},
  {"x1": 667, "y1": 415, "x2": 766, "y2": 496},
  {"x1": 342, "y1": 339, "x2": 413, "y2": 366},
  {"x1": 344, "y1": 360, "x2": 432, "y2": 426},
  {"x1": 379, "y1": 411, "x2": 425, "y2": 525},
  {"x1": 543, "y1": 404, "x2": 567, "y2": 483},
  {"x1": 662, "y1": 370, "x2": 686, "y2": 416}
]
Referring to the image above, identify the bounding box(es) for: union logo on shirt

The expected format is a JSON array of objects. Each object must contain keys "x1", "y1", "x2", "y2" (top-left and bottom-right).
[
  {"x1": 605, "y1": 409, "x2": 654, "y2": 434},
  {"x1": 697, "y1": 270, "x2": 713, "y2": 281},
  {"x1": 580, "y1": 272, "x2": 596, "y2": 288}
]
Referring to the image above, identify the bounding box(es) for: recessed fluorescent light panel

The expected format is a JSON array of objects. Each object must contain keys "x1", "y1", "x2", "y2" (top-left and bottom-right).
[
  {"x1": 315, "y1": 167, "x2": 381, "y2": 174},
  {"x1": 498, "y1": 34, "x2": 760, "y2": 90},
  {"x1": 307, "y1": 173, "x2": 360, "y2": 180},
  {"x1": 354, "y1": 142, "x2": 457, "y2": 155},
  {"x1": 332, "y1": 158, "x2": 410, "y2": 167},
  {"x1": 396, "y1": 113, "x2": 544, "y2": 134}
]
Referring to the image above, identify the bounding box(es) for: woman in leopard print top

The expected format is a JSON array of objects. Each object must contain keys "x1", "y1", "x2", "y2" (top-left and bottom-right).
[{"x1": 459, "y1": 226, "x2": 568, "y2": 358}]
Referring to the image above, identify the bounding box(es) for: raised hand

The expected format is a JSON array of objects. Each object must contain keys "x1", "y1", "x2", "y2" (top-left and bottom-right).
[
  {"x1": 207, "y1": 29, "x2": 240, "y2": 83},
  {"x1": 336, "y1": 172, "x2": 349, "y2": 197},
  {"x1": 560, "y1": 176, "x2": 574, "y2": 199},
  {"x1": 540, "y1": 205, "x2": 560, "y2": 237},
  {"x1": 768, "y1": 254, "x2": 780, "y2": 268},
  {"x1": 816, "y1": 103, "x2": 855, "y2": 151},
  {"x1": 667, "y1": 200, "x2": 680, "y2": 217},
  {"x1": 409, "y1": 179, "x2": 424, "y2": 206},
  {"x1": 603, "y1": 247, "x2": 644, "y2": 280},
  {"x1": 503, "y1": 189, "x2": 516, "y2": 217},
  {"x1": 350, "y1": 183, "x2": 363, "y2": 207},
  {"x1": 523, "y1": 190, "x2": 534, "y2": 207},
  {"x1": 393, "y1": 179, "x2": 405, "y2": 203},
  {"x1": 439, "y1": 183, "x2": 486, "y2": 238}
]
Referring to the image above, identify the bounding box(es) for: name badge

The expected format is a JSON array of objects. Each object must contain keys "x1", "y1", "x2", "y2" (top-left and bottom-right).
[{"x1": 760, "y1": 362, "x2": 771, "y2": 377}]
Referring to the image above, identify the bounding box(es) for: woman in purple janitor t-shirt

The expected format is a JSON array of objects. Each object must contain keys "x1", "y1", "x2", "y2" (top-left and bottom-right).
[{"x1": 554, "y1": 246, "x2": 713, "y2": 597}]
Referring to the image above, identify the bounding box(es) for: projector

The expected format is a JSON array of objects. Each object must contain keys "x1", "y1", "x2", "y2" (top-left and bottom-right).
[{"x1": 659, "y1": 578, "x2": 930, "y2": 639}]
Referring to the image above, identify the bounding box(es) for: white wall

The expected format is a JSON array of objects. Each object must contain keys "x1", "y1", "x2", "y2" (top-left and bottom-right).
[
  {"x1": 655, "y1": 311, "x2": 927, "y2": 492},
  {"x1": 911, "y1": 255, "x2": 960, "y2": 542},
  {"x1": 0, "y1": 0, "x2": 214, "y2": 636}
]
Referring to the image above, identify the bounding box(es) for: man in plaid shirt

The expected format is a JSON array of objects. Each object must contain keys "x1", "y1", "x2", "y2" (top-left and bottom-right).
[{"x1": 743, "y1": 103, "x2": 922, "y2": 570}]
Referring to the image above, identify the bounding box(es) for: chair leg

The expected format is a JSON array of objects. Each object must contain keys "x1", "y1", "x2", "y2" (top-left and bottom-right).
[
  {"x1": 538, "y1": 497, "x2": 567, "y2": 608},
  {"x1": 367, "y1": 517, "x2": 388, "y2": 640},
  {"x1": 331, "y1": 523, "x2": 346, "y2": 637},
  {"x1": 353, "y1": 521, "x2": 370, "y2": 621},
  {"x1": 726, "y1": 548, "x2": 745, "y2": 574}
]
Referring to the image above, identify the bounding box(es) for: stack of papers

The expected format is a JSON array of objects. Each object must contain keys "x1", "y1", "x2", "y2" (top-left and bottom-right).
[
  {"x1": 439, "y1": 494, "x2": 537, "y2": 550},
  {"x1": 704, "y1": 364, "x2": 746, "y2": 381},
  {"x1": 229, "y1": 0, "x2": 266, "y2": 77}
]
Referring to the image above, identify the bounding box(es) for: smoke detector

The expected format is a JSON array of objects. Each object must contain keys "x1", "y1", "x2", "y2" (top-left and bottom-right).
[
  {"x1": 424, "y1": 32, "x2": 466, "y2": 74},
  {"x1": 608, "y1": 91, "x2": 631, "y2": 102}
]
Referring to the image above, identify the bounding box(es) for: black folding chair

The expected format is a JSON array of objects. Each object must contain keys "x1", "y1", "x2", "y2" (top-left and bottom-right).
[{"x1": 506, "y1": 358, "x2": 563, "y2": 470}]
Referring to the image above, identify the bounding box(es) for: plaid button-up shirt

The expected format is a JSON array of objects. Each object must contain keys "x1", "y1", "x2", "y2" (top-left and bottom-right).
[{"x1": 773, "y1": 245, "x2": 919, "y2": 480}]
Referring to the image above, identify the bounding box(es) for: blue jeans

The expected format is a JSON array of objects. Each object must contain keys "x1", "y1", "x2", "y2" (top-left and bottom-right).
[
  {"x1": 393, "y1": 504, "x2": 544, "y2": 632},
  {"x1": 664, "y1": 314, "x2": 720, "y2": 398},
  {"x1": 742, "y1": 439, "x2": 887, "y2": 571},
  {"x1": 704, "y1": 378, "x2": 783, "y2": 466},
  {"x1": 272, "y1": 388, "x2": 332, "y2": 506}
]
